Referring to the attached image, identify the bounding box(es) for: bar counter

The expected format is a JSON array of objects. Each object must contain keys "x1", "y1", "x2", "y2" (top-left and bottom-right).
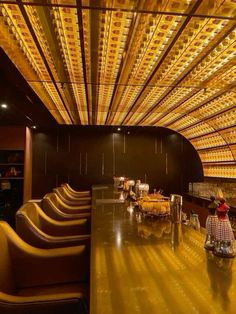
[{"x1": 90, "y1": 186, "x2": 236, "y2": 314}]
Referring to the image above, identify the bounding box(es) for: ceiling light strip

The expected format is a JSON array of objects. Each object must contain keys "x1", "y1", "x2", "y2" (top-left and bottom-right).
[
  {"x1": 47, "y1": 5, "x2": 90, "y2": 124},
  {"x1": 2, "y1": 1, "x2": 236, "y2": 21},
  {"x1": 95, "y1": 6, "x2": 134, "y2": 125},
  {"x1": 121, "y1": 0, "x2": 204, "y2": 126},
  {"x1": 75, "y1": 0, "x2": 90, "y2": 124},
  {"x1": 0, "y1": 6, "x2": 68, "y2": 123},
  {"x1": 16, "y1": 0, "x2": 74, "y2": 124},
  {"x1": 77, "y1": 4, "x2": 236, "y2": 22},
  {"x1": 136, "y1": 18, "x2": 234, "y2": 122},
  {"x1": 176, "y1": 86, "x2": 236, "y2": 134},
  {"x1": 137, "y1": 20, "x2": 236, "y2": 126},
  {"x1": 165, "y1": 86, "x2": 233, "y2": 131},
  {"x1": 104, "y1": 3, "x2": 139, "y2": 124},
  {"x1": 107, "y1": 11, "x2": 184, "y2": 124}
]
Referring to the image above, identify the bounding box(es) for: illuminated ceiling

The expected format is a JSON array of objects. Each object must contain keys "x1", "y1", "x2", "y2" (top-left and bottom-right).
[{"x1": 0, "y1": 0, "x2": 236, "y2": 179}]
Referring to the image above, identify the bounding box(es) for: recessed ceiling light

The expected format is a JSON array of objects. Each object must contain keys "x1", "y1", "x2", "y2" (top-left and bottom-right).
[
  {"x1": 31, "y1": 125, "x2": 37, "y2": 129},
  {"x1": 1, "y1": 103, "x2": 8, "y2": 109},
  {"x1": 117, "y1": 127, "x2": 121, "y2": 131}
]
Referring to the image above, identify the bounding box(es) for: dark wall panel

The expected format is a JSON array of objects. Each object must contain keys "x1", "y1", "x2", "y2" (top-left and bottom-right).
[{"x1": 32, "y1": 126, "x2": 203, "y2": 198}]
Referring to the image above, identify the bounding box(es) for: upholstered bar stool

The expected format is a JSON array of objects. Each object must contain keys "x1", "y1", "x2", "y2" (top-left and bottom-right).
[
  {"x1": 15, "y1": 203, "x2": 90, "y2": 249},
  {"x1": 0, "y1": 220, "x2": 89, "y2": 314},
  {"x1": 43, "y1": 192, "x2": 91, "y2": 214},
  {"x1": 53, "y1": 187, "x2": 91, "y2": 206},
  {"x1": 42, "y1": 193, "x2": 91, "y2": 222},
  {"x1": 62, "y1": 183, "x2": 91, "y2": 197}
]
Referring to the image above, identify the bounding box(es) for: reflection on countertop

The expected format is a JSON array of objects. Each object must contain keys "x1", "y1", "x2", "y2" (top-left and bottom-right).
[
  {"x1": 206, "y1": 251, "x2": 233, "y2": 311},
  {"x1": 90, "y1": 186, "x2": 236, "y2": 314}
]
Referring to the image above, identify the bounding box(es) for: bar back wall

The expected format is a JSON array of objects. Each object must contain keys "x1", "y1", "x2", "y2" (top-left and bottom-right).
[{"x1": 32, "y1": 126, "x2": 203, "y2": 198}]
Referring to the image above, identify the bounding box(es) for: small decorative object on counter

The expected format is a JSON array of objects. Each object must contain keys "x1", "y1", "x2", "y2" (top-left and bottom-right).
[
  {"x1": 190, "y1": 213, "x2": 200, "y2": 230},
  {"x1": 113, "y1": 177, "x2": 126, "y2": 190},
  {"x1": 137, "y1": 194, "x2": 170, "y2": 217},
  {"x1": 138, "y1": 183, "x2": 149, "y2": 198},
  {"x1": 204, "y1": 196, "x2": 218, "y2": 251},
  {"x1": 214, "y1": 198, "x2": 235, "y2": 258},
  {"x1": 113, "y1": 176, "x2": 120, "y2": 187},
  {"x1": 123, "y1": 179, "x2": 129, "y2": 191},
  {"x1": 135, "y1": 180, "x2": 141, "y2": 196},
  {"x1": 127, "y1": 190, "x2": 137, "y2": 202},
  {"x1": 181, "y1": 212, "x2": 187, "y2": 223},
  {"x1": 170, "y1": 194, "x2": 182, "y2": 223},
  {"x1": 127, "y1": 180, "x2": 135, "y2": 191}
]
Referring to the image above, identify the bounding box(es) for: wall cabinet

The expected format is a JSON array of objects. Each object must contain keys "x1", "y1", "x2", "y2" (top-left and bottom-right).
[
  {"x1": 0, "y1": 150, "x2": 24, "y2": 227},
  {"x1": 0, "y1": 126, "x2": 32, "y2": 228},
  {"x1": 0, "y1": 150, "x2": 24, "y2": 179}
]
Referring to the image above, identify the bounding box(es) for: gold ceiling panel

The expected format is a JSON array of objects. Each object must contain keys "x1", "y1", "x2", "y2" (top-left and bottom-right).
[
  {"x1": 219, "y1": 126, "x2": 236, "y2": 145},
  {"x1": 231, "y1": 144, "x2": 236, "y2": 160},
  {"x1": 204, "y1": 164, "x2": 236, "y2": 179},
  {"x1": 21, "y1": 1, "x2": 76, "y2": 4},
  {"x1": 49, "y1": 5, "x2": 88, "y2": 124},
  {"x1": 191, "y1": 133, "x2": 227, "y2": 150},
  {"x1": 207, "y1": 108, "x2": 236, "y2": 130},
  {"x1": 179, "y1": 122, "x2": 215, "y2": 139},
  {"x1": 95, "y1": 5, "x2": 133, "y2": 124},
  {"x1": 82, "y1": 0, "x2": 136, "y2": 11},
  {"x1": 196, "y1": 0, "x2": 236, "y2": 18},
  {"x1": 198, "y1": 147, "x2": 234, "y2": 163},
  {"x1": 143, "y1": 112, "x2": 183, "y2": 126},
  {"x1": 0, "y1": 0, "x2": 236, "y2": 178},
  {"x1": 130, "y1": 18, "x2": 235, "y2": 124},
  {"x1": 0, "y1": 3, "x2": 72, "y2": 124},
  {"x1": 156, "y1": 88, "x2": 220, "y2": 127},
  {"x1": 189, "y1": 91, "x2": 236, "y2": 120},
  {"x1": 109, "y1": 111, "x2": 129, "y2": 126}
]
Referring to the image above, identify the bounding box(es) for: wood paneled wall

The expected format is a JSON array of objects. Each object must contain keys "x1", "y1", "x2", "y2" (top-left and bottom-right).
[
  {"x1": 23, "y1": 127, "x2": 32, "y2": 202},
  {"x1": 0, "y1": 126, "x2": 25, "y2": 149},
  {"x1": 32, "y1": 126, "x2": 203, "y2": 198}
]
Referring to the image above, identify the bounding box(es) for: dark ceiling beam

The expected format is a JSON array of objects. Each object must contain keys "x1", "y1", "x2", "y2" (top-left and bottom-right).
[
  {"x1": 16, "y1": 0, "x2": 74, "y2": 124},
  {"x1": 120, "y1": 0, "x2": 203, "y2": 126},
  {"x1": 76, "y1": 0, "x2": 90, "y2": 124},
  {"x1": 2, "y1": 1, "x2": 236, "y2": 21}
]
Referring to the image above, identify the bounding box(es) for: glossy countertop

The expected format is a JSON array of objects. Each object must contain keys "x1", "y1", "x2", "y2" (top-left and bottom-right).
[{"x1": 90, "y1": 186, "x2": 236, "y2": 314}]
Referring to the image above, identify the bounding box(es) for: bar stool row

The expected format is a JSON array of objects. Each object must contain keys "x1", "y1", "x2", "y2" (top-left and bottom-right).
[{"x1": 0, "y1": 183, "x2": 92, "y2": 314}]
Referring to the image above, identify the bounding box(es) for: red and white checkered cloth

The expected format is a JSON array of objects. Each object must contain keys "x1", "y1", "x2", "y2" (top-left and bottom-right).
[
  {"x1": 215, "y1": 219, "x2": 235, "y2": 241},
  {"x1": 206, "y1": 215, "x2": 218, "y2": 237}
]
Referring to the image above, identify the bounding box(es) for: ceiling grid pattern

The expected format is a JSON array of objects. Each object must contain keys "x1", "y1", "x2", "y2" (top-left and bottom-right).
[{"x1": 0, "y1": 0, "x2": 235, "y2": 179}]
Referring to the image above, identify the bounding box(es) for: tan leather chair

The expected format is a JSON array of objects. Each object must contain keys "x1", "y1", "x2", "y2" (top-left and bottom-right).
[
  {"x1": 43, "y1": 192, "x2": 91, "y2": 215},
  {"x1": 53, "y1": 187, "x2": 91, "y2": 206},
  {"x1": 42, "y1": 193, "x2": 91, "y2": 222},
  {"x1": 15, "y1": 202, "x2": 90, "y2": 249},
  {"x1": 62, "y1": 183, "x2": 91, "y2": 197},
  {"x1": 0, "y1": 220, "x2": 89, "y2": 314}
]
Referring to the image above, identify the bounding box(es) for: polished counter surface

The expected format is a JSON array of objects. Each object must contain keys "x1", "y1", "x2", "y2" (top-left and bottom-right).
[{"x1": 90, "y1": 187, "x2": 236, "y2": 314}]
